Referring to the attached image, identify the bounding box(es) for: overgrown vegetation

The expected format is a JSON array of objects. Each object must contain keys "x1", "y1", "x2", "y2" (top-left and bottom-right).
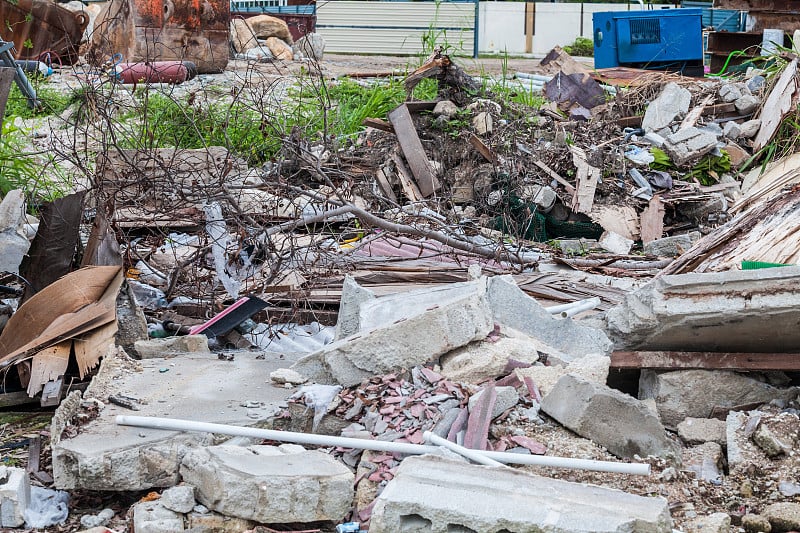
[{"x1": 563, "y1": 36, "x2": 594, "y2": 57}]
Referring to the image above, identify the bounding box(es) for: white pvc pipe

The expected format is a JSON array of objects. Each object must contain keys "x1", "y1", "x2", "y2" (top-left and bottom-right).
[
  {"x1": 116, "y1": 415, "x2": 650, "y2": 475},
  {"x1": 423, "y1": 431, "x2": 504, "y2": 467},
  {"x1": 560, "y1": 297, "x2": 602, "y2": 318},
  {"x1": 515, "y1": 72, "x2": 553, "y2": 83},
  {"x1": 546, "y1": 297, "x2": 601, "y2": 315}
]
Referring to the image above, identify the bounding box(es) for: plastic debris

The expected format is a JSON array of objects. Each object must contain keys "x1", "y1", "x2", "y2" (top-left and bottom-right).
[{"x1": 24, "y1": 487, "x2": 69, "y2": 528}]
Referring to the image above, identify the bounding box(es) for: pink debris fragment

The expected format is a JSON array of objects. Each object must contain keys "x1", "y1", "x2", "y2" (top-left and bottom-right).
[
  {"x1": 496, "y1": 373, "x2": 523, "y2": 388},
  {"x1": 379, "y1": 406, "x2": 395, "y2": 415},
  {"x1": 509, "y1": 435, "x2": 547, "y2": 455},
  {"x1": 420, "y1": 367, "x2": 443, "y2": 383},
  {"x1": 464, "y1": 384, "x2": 497, "y2": 451},
  {"x1": 409, "y1": 403, "x2": 426, "y2": 418},
  {"x1": 524, "y1": 376, "x2": 542, "y2": 403}
]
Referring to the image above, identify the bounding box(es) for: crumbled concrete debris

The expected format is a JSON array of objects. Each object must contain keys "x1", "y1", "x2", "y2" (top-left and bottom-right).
[
  {"x1": 80, "y1": 508, "x2": 115, "y2": 528},
  {"x1": 134, "y1": 335, "x2": 211, "y2": 358},
  {"x1": 472, "y1": 111, "x2": 493, "y2": 135},
  {"x1": 642, "y1": 82, "x2": 691, "y2": 132},
  {"x1": 762, "y1": 502, "x2": 800, "y2": 532},
  {"x1": 685, "y1": 442, "x2": 724, "y2": 484},
  {"x1": 132, "y1": 499, "x2": 185, "y2": 533},
  {"x1": 720, "y1": 83, "x2": 742, "y2": 103},
  {"x1": 160, "y1": 485, "x2": 196, "y2": 514},
  {"x1": 541, "y1": 374, "x2": 680, "y2": 461},
  {"x1": 742, "y1": 513, "x2": 773, "y2": 532},
  {"x1": 180, "y1": 445, "x2": 354, "y2": 523},
  {"x1": 740, "y1": 119, "x2": 762, "y2": 138},
  {"x1": 439, "y1": 335, "x2": 542, "y2": 384},
  {"x1": 677, "y1": 417, "x2": 727, "y2": 446},
  {"x1": 735, "y1": 94, "x2": 760, "y2": 115},
  {"x1": 752, "y1": 422, "x2": 789, "y2": 457},
  {"x1": 599, "y1": 230, "x2": 634, "y2": 255},
  {"x1": 0, "y1": 190, "x2": 32, "y2": 275},
  {"x1": 723, "y1": 120, "x2": 742, "y2": 139},
  {"x1": 186, "y1": 511, "x2": 253, "y2": 532},
  {"x1": 644, "y1": 232, "x2": 700, "y2": 257},
  {"x1": 368, "y1": 455, "x2": 673, "y2": 533},
  {"x1": 514, "y1": 353, "x2": 610, "y2": 397},
  {"x1": 684, "y1": 512, "x2": 731, "y2": 533},
  {"x1": 639, "y1": 370, "x2": 797, "y2": 429},
  {"x1": 269, "y1": 368, "x2": 308, "y2": 385},
  {"x1": 0, "y1": 467, "x2": 30, "y2": 528}
]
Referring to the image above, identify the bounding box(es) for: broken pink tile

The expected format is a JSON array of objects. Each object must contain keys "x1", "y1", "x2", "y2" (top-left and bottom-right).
[
  {"x1": 464, "y1": 384, "x2": 497, "y2": 451},
  {"x1": 510, "y1": 435, "x2": 547, "y2": 455},
  {"x1": 524, "y1": 376, "x2": 542, "y2": 403}
]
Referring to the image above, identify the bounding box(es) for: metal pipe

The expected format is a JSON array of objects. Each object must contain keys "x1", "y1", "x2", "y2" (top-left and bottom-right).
[
  {"x1": 423, "y1": 431, "x2": 504, "y2": 467},
  {"x1": 546, "y1": 297, "x2": 601, "y2": 315},
  {"x1": 116, "y1": 415, "x2": 650, "y2": 475}
]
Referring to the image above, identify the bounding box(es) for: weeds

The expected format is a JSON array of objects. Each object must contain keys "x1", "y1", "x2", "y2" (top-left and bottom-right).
[{"x1": 563, "y1": 37, "x2": 594, "y2": 58}]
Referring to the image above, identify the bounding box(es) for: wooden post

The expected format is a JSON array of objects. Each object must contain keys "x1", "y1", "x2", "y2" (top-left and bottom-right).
[{"x1": 525, "y1": 2, "x2": 534, "y2": 54}]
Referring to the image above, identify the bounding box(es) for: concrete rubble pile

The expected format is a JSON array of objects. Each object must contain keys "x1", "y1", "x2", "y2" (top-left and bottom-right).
[{"x1": 2, "y1": 11, "x2": 800, "y2": 533}]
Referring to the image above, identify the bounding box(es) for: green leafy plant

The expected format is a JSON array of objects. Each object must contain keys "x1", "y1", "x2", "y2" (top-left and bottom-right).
[{"x1": 563, "y1": 36, "x2": 594, "y2": 57}]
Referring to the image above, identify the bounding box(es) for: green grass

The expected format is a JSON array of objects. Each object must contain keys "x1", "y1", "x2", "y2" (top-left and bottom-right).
[{"x1": 4, "y1": 77, "x2": 74, "y2": 119}]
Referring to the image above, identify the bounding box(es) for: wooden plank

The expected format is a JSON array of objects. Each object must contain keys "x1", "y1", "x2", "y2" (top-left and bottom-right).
[
  {"x1": 27, "y1": 435, "x2": 41, "y2": 474},
  {"x1": 611, "y1": 350, "x2": 800, "y2": 371},
  {"x1": 388, "y1": 104, "x2": 439, "y2": 197},
  {"x1": 679, "y1": 95, "x2": 714, "y2": 131},
  {"x1": 0, "y1": 390, "x2": 37, "y2": 408},
  {"x1": 405, "y1": 101, "x2": 438, "y2": 114},
  {"x1": 640, "y1": 195, "x2": 665, "y2": 245},
  {"x1": 73, "y1": 321, "x2": 118, "y2": 380},
  {"x1": 469, "y1": 133, "x2": 496, "y2": 163},
  {"x1": 754, "y1": 59, "x2": 798, "y2": 151},
  {"x1": 362, "y1": 118, "x2": 394, "y2": 134},
  {"x1": 533, "y1": 160, "x2": 575, "y2": 195},
  {"x1": 374, "y1": 166, "x2": 398, "y2": 203},
  {"x1": 390, "y1": 152, "x2": 423, "y2": 202},
  {"x1": 570, "y1": 146, "x2": 600, "y2": 214}
]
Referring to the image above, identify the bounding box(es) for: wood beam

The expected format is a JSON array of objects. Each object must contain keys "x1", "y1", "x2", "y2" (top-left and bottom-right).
[{"x1": 611, "y1": 351, "x2": 800, "y2": 371}]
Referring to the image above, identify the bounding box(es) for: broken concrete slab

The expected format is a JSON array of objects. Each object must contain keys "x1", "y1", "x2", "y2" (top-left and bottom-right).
[
  {"x1": 642, "y1": 82, "x2": 691, "y2": 133},
  {"x1": 292, "y1": 280, "x2": 494, "y2": 386},
  {"x1": 186, "y1": 510, "x2": 253, "y2": 532},
  {"x1": 0, "y1": 467, "x2": 30, "y2": 528},
  {"x1": 541, "y1": 374, "x2": 680, "y2": 461},
  {"x1": 677, "y1": 417, "x2": 727, "y2": 446},
  {"x1": 663, "y1": 127, "x2": 718, "y2": 167},
  {"x1": 52, "y1": 349, "x2": 297, "y2": 491},
  {"x1": 160, "y1": 485, "x2": 196, "y2": 514},
  {"x1": 487, "y1": 275, "x2": 612, "y2": 360},
  {"x1": 739, "y1": 119, "x2": 761, "y2": 138},
  {"x1": 606, "y1": 267, "x2": 800, "y2": 352},
  {"x1": 334, "y1": 274, "x2": 375, "y2": 340},
  {"x1": 134, "y1": 335, "x2": 211, "y2": 359},
  {"x1": 439, "y1": 336, "x2": 541, "y2": 384},
  {"x1": 639, "y1": 370, "x2": 797, "y2": 429},
  {"x1": 515, "y1": 353, "x2": 610, "y2": 397},
  {"x1": 684, "y1": 512, "x2": 731, "y2": 533},
  {"x1": 180, "y1": 444, "x2": 354, "y2": 523},
  {"x1": 763, "y1": 502, "x2": 800, "y2": 532},
  {"x1": 644, "y1": 232, "x2": 700, "y2": 257},
  {"x1": 369, "y1": 455, "x2": 672, "y2": 533}
]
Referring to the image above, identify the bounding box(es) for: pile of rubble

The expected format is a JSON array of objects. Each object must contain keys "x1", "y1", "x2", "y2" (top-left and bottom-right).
[{"x1": 2, "y1": 18, "x2": 800, "y2": 532}]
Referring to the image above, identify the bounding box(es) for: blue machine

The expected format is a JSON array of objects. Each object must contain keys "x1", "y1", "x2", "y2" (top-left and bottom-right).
[{"x1": 593, "y1": 9, "x2": 704, "y2": 75}]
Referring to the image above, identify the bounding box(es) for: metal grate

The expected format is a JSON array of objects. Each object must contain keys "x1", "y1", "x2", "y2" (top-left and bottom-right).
[{"x1": 629, "y1": 18, "x2": 661, "y2": 45}]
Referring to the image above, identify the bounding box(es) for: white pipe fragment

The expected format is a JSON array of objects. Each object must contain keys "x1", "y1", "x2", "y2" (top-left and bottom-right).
[
  {"x1": 423, "y1": 431, "x2": 504, "y2": 467},
  {"x1": 515, "y1": 72, "x2": 553, "y2": 83},
  {"x1": 560, "y1": 297, "x2": 602, "y2": 318},
  {"x1": 116, "y1": 416, "x2": 650, "y2": 475},
  {"x1": 546, "y1": 297, "x2": 601, "y2": 315}
]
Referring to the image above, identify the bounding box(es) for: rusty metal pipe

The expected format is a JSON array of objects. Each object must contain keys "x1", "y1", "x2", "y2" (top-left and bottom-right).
[{"x1": 116, "y1": 61, "x2": 197, "y2": 85}]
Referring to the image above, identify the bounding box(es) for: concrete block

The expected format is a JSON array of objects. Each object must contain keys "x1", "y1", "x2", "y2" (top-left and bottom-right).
[
  {"x1": 599, "y1": 231, "x2": 634, "y2": 255},
  {"x1": 541, "y1": 374, "x2": 680, "y2": 461},
  {"x1": 644, "y1": 232, "x2": 700, "y2": 257},
  {"x1": 663, "y1": 127, "x2": 718, "y2": 167},
  {"x1": 606, "y1": 267, "x2": 800, "y2": 352},
  {"x1": 160, "y1": 485, "x2": 196, "y2": 513},
  {"x1": 741, "y1": 513, "x2": 771, "y2": 533},
  {"x1": 642, "y1": 82, "x2": 691, "y2": 132},
  {"x1": 639, "y1": 370, "x2": 796, "y2": 429},
  {"x1": 52, "y1": 351, "x2": 295, "y2": 491},
  {"x1": 369, "y1": 455, "x2": 672, "y2": 533},
  {"x1": 0, "y1": 467, "x2": 30, "y2": 528},
  {"x1": 334, "y1": 274, "x2": 375, "y2": 340},
  {"x1": 186, "y1": 511, "x2": 254, "y2": 532},
  {"x1": 685, "y1": 512, "x2": 731, "y2": 533},
  {"x1": 723, "y1": 120, "x2": 742, "y2": 139},
  {"x1": 439, "y1": 336, "x2": 541, "y2": 384},
  {"x1": 735, "y1": 94, "x2": 760, "y2": 115},
  {"x1": 180, "y1": 445, "x2": 354, "y2": 523},
  {"x1": 719, "y1": 83, "x2": 742, "y2": 103},
  {"x1": 132, "y1": 500, "x2": 185, "y2": 533},
  {"x1": 468, "y1": 386, "x2": 519, "y2": 419},
  {"x1": 134, "y1": 335, "x2": 210, "y2": 358},
  {"x1": 739, "y1": 119, "x2": 761, "y2": 138},
  {"x1": 486, "y1": 276, "x2": 612, "y2": 360},
  {"x1": 515, "y1": 353, "x2": 610, "y2": 397},
  {"x1": 293, "y1": 281, "x2": 494, "y2": 386},
  {"x1": 677, "y1": 417, "x2": 727, "y2": 446}
]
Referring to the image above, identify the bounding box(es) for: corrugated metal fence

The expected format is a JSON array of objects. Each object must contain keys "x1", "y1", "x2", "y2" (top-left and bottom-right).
[{"x1": 316, "y1": 0, "x2": 476, "y2": 56}]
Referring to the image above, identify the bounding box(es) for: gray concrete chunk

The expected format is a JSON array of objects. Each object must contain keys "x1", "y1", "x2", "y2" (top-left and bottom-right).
[
  {"x1": 369, "y1": 455, "x2": 672, "y2": 533},
  {"x1": 677, "y1": 417, "x2": 727, "y2": 446},
  {"x1": 293, "y1": 281, "x2": 494, "y2": 386},
  {"x1": 606, "y1": 267, "x2": 800, "y2": 352},
  {"x1": 132, "y1": 500, "x2": 185, "y2": 533},
  {"x1": 639, "y1": 370, "x2": 796, "y2": 429},
  {"x1": 0, "y1": 467, "x2": 29, "y2": 528},
  {"x1": 334, "y1": 274, "x2": 375, "y2": 340},
  {"x1": 160, "y1": 485, "x2": 196, "y2": 514},
  {"x1": 541, "y1": 374, "x2": 680, "y2": 461},
  {"x1": 642, "y1": 82, "x2": 691, "y2": 133},
  {"x1": 180, "y1": 445, "x2": 354, "y2": 523}
]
